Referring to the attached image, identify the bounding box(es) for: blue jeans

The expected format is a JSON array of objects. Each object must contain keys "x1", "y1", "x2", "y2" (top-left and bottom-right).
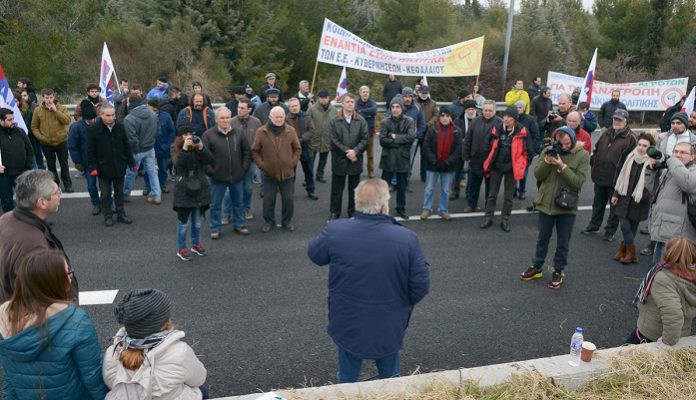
[
  {"x1": 0, "y1": 174, "x2": 19, "y2": 212},
  {"x1": 145, "y1": 156, "x2": 170, "y2": 191},
  {"x1": 422, "y1": 171, "x2": 453, "y2": 213},
  {"x1": 177, "y1": 208, "x2": 201, "y2": 249},
  {"x1": 124, "y1": 148, "x2": 161, "y2": 200},
  {"x1": 337, "y1": 347, "x2": 400, "y2": 383},
  {"x1": 243, "y1": 162, "x2": 257, "y2": 212},
  {"x1": 84, "y1": 170, "x2": 100, "y2": 207},
  {"x1": 653, "y1": 241, "x2": 665, "y2": 266},
  {"x1": 210, "y1": 180, "x2": 244, "y2": 232}
]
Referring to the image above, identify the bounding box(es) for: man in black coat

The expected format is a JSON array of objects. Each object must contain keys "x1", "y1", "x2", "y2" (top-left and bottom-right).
[
  {"x1": 379, "y1": 95, "x2": 416, "y2": 219},
  {"x1": 0, "y1": 108, "x2": 33, "y2": 212},
  {"x1": 598, "y1": 90, "x2": 627, "y2": 129},
  {"x1": 462, "y1": 100, "x2": 502, "y2": 213},
  {"x1": 87, "y1": 105, "x2": 136, "y2": 226},
  {"x1": 329, "y1": 93, "x2": 368, "y2": 219}
]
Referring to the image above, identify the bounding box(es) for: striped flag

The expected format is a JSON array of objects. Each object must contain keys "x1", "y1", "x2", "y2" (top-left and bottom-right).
[
  {"x1": 577, "y1": 48, "x2": 597, "y2": 106},
  {"x1": 335, "y1": 67, "x2": 348, "y2": 102},
  {"x1": 99, "y1": 43, "x2": 117, "y2": 105},
  {"x1": 0, "y1": 64, "x2": 29, "y2": 134}
]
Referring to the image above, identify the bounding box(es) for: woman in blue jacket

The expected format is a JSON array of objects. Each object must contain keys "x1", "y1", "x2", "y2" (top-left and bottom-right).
[{"x1": 0, "y1": 249, "x2": 108, "y2": 400}]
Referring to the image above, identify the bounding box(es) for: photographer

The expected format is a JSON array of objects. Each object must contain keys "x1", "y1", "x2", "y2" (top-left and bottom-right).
[
  {"x1": 610, "y1": 132, "x2": 657, "y2": 263},
  {"x1": 648, "y1": 142, "x2": 696, "y2": 264},
  {"x1": 173, "y1": 124, "x2": 214, "y2": 261},
  {"x1": 520, "y1": 127, "x2": 589, "y2": 290},
  {"x1": 545, "y1": 93, "x2": 575, "y2": 135}
]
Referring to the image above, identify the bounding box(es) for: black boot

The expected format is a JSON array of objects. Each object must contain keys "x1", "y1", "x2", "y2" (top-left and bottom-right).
[{"x1": 480, "y1": 217, "x2": 493, "y2": 229}]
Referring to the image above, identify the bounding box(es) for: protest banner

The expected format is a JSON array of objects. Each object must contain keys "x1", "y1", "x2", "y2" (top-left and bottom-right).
[
  {"x1": 546, "y1": 71, "x2": 688, "y2": 111},
  {"x1": 316, "y1": 18, "x2": 484, "y2": 77}
]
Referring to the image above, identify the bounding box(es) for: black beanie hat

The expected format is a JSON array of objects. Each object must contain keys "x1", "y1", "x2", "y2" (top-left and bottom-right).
[
  {"x1": 114, "y1": 289, "x2": 173, "y2": 339},
  {"x1": 80, "y1": 100, "x2": 97, "y2": 120},
  {"x1": 177, "y1": 123, "x2": 194, "y2": 136},
  {"x1": 503, "y1": 106, "x2": 518, "y2": 119}
]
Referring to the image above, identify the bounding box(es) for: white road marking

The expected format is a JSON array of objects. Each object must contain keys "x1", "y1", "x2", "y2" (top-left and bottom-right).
[
  {"x1": 79, "y1": 290, "x2": 119, "y2": 305},
  {"x1": 61, "y1": 190, "x2": 143, "y2": 199}
]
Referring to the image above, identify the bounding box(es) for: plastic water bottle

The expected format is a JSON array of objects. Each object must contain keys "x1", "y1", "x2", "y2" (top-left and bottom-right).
[{"x1": 568, "y1": 327, "x2": 584, "y2": 366}]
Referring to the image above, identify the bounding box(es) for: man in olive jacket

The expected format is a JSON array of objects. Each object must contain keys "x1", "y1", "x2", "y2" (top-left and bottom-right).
[
  {"x1": 520, "y1": 126, "x2": 590, "y2": 290},
  {"x1": 251, "y1": 106, "x2": 301, "y2": 232},
  {"x1": 31, "y1": 88, "x2": 73, "y2": 192},
  {"x1": 329, "y1": 93, "x2": 368, "y2": 219},
  {"x1": 309, "y1": 90, "x2": 337, "y2": 182},
  {"x1": 379, "y1": 95, "x2": 416, "y2": 220}
]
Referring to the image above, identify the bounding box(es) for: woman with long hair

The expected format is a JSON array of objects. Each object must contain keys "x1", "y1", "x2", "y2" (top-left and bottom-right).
[
  {"x1": 628, "y1": 236, "x2": 696, "y2": 345},
  {"x1": 171, "y1": 123, "x2": 213, "y2": 261},
  {"x1": 0, "y1": 249, "x2": 108, "y2": 399},
  {"x1": 103, "y1": 289, "x2": 207, "y2": 399},
  {"x1": 610, "y1": 132, "x2": 657, "y2": 263}
]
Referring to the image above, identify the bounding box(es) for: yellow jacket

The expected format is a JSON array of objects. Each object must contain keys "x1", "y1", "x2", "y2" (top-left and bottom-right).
[
  {"x1": 504, "y1": 89, "x2": 530, "y2": 114},
  {"x1": 31, "y1": 102, "x2": 71, "y2": 146}
]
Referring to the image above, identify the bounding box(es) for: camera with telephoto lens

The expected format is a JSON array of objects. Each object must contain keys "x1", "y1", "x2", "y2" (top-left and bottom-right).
[
  {"x1": 545, "y1": 140, "x2": 564, "y2": 158},
  {"x1": 191, "y1": 135, "x2": 201, "y2": 145},
  {"x1": 646, "y1": 146, "x2": 664, "y2": 160}
]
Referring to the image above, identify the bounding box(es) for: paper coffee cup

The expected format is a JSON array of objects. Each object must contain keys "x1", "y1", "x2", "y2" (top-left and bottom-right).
[{"x1": 581, "y1": 341, "x2": 596, "y2": 362}]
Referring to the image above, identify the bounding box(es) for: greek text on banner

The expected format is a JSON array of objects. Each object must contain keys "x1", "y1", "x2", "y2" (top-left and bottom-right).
[
  {"x1": 546, "y1": 71, "x2": 688, "y2": 111},
  {"x1": 317, "y1": 18, "x2": 484, "y2": 77}
]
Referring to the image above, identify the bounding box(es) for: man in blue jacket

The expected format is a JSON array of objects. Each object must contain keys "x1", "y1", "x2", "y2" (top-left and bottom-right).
[{"x1": 308, "y1": 178, "x2": 430, "y2": 383}]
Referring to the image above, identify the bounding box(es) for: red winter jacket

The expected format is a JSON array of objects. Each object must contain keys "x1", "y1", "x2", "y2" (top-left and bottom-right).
[{"x1": 483, "y1": 124, "x2": 529, "y2": 181}]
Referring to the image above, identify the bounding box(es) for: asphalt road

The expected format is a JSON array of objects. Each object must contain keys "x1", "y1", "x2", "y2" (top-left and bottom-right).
[{"x1": 0, "y1": 133, "x2": 669, "y2": 397}]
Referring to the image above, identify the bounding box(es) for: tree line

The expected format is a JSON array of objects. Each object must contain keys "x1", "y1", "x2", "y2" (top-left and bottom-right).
[{"x1": 1, "y1": 0, "x2": 695, "y2": 103}]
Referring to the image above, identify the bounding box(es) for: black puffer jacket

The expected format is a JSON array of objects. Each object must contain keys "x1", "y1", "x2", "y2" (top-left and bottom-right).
[
  {"x1": 172, "y1": 147, "x2": 214, "y2": 210},
  {"x1": 379, "y1": 115, "x2": 416, "y2": 173}
]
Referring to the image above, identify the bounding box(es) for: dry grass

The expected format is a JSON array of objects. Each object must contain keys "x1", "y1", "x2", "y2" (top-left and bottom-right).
[{"x1": 282, "y1": 347, "x2": 696, "y2": 400}]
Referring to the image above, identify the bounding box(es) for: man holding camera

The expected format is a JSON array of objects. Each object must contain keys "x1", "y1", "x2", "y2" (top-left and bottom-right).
[
  {"x1": 203, "y1": 107, "x2": 251, "y2": 238},
  {"x1": 581, "y1": 109, "x2": 637, "y2": 241},
  {"x1": 648, "y1": 141, "x2": 696, "y2": 264},
  {"x1": 520, "y1": 126, "x2": 589, "y2": 290}
]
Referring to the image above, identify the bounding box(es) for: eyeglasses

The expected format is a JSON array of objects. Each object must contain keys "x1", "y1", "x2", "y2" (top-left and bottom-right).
[
  {"x1": 672, "y1": 150, "x2": 692, "y2": 155},
  {"x1": 44, "y1": 187, "x2": 61, "y2": 200}
]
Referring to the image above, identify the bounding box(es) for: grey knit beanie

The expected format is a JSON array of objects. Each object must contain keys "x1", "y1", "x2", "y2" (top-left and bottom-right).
[
  {"x1": 390, "y1": 94, "x2": 404, "y2": 110},
  {"x1": 114, "y1": 289, "x2": 172, "y2": 339}
]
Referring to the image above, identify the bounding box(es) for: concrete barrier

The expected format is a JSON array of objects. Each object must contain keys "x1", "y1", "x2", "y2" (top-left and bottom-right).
[{"x1": 213, "y1": 335, "x2": 696, "y2": 400}]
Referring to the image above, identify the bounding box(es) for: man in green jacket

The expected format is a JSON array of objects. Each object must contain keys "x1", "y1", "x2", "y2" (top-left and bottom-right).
[{"x1": 520, "y1": 126, "x2": 590, "y2": 290}]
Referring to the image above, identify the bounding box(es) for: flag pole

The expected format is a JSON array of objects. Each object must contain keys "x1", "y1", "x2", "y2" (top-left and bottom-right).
[{"x1": 310, "y1": 60, "x2": 319, "y2": 95}]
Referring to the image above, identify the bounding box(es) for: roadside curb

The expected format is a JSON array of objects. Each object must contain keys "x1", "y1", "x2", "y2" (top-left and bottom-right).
[{"x1": 214, "y1": 335, "x2": 696, "y2": 399}]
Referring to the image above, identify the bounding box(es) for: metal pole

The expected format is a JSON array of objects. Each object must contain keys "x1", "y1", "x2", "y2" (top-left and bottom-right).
[{"x1": 502, "y1": 0, "x2": 515, "y2": 97}]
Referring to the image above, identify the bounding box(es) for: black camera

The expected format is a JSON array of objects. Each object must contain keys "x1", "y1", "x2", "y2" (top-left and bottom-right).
[
  {"x1": 647, "y1": 146, "x2": 664, "y2": 160},
  {"x1": 545, "y1": 140, "x2": 564, "y2": 158},
  {"x1": 191, "y1": 135, "x2": 201, "y2": 145}
]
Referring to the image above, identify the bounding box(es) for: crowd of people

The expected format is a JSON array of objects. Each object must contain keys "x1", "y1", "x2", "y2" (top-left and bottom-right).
[{"x1": 1, "y1": 72, "x2": 696, "y2": 397}]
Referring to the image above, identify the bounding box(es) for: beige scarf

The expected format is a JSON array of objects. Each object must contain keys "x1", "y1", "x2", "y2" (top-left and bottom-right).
[{"x1": 614, "y1": 148, "x2": 649, "y2": 203}]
